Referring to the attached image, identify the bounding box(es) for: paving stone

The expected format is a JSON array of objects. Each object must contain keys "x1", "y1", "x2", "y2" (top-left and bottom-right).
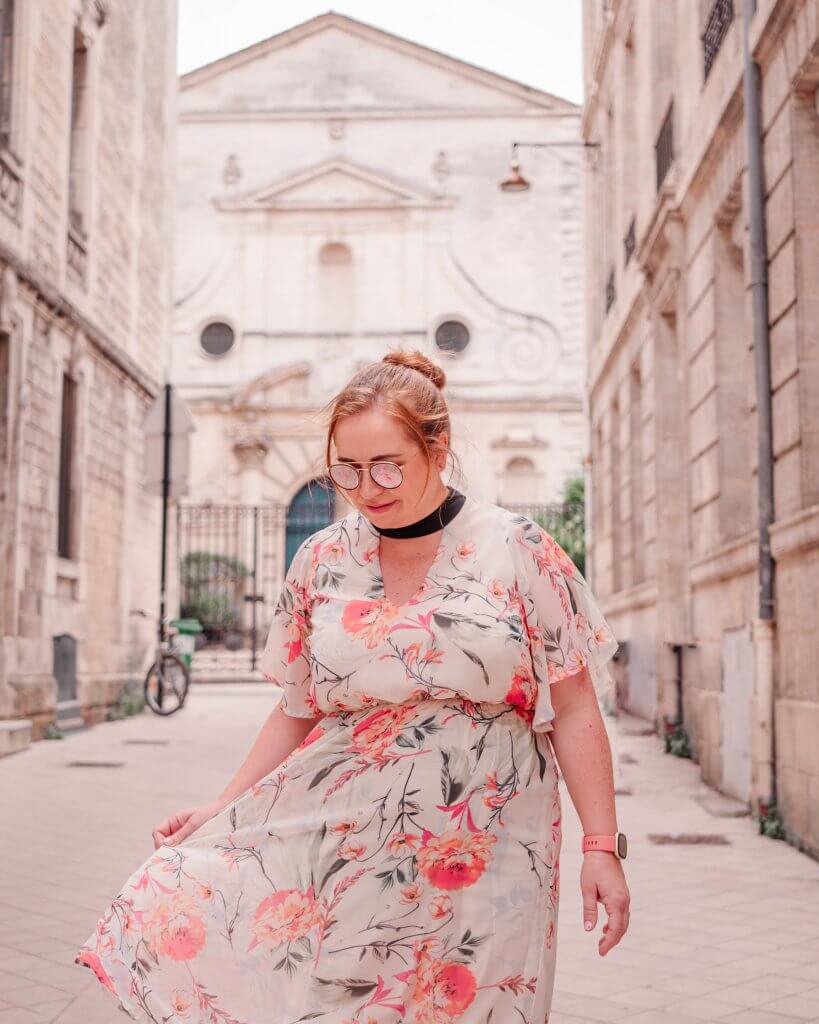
[
  {"x1": 0, "y1": 988, "x2": 71, "y2": 1011},
  {"x1": 0, "y1": 1010, "x2": 50, "y2": 1024}
]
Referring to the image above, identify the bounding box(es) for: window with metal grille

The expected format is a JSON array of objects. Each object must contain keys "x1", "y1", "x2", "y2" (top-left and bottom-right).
[
  {"x1": 0, "y1": 0, "x2": 14, "y2": 148},
  {"x1": 623, "y1": 216, "x2": 636, "y2": 266},
  {"x1": 68, "y1": 27, "x2": 89, "y2": 234},
  {"x1": 655, "y1": 101, "x2": 674, "y2": 191},
  {"x1": 66, "y1": 26, "x2": 90, "y2": 285},
  {"x1": 702, "y1": 0, "x2": 734, "y2": 80},
  {"x1": 57, "y1": 373, "x2": 77, "y2": 559}
]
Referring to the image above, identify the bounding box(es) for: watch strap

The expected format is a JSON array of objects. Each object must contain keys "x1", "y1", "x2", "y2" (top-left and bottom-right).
[
  {"x1": 582, "y1": 834, "x2": 617, "y2": 854},
  {"x1": 582, "y1": 832, "x2": 627, "y2": 859}
]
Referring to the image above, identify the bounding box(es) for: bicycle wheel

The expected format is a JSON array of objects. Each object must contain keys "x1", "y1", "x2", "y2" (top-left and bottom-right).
[{"x1": 144, "y1": 652, "x2": 190, "y2": 715}]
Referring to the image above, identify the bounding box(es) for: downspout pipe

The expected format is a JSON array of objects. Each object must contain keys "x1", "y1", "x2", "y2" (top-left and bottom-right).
[{"x1": 741, "y1": 0, "x2": 777, "y2": 817}]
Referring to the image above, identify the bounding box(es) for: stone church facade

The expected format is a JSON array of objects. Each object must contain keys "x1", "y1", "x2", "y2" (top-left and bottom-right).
[
  {"x1": 582, "y1": 0, "x2": 819, "y2": 853},
  {"x1": 173, "y1": 12, "x2": 588, "y2": 558},
  {"x1": 0, "y1": 0, "x2": 178, "y2": 744}
]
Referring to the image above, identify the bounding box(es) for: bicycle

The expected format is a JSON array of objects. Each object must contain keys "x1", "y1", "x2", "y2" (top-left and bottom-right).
[{"x1": 144, "y1": 617, "x2": 191, "y2": 716}]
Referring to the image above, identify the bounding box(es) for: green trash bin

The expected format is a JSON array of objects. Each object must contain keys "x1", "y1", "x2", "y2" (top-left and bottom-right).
[{"x1": 170, "y1": 618, "x2": 203, "y2": 670}]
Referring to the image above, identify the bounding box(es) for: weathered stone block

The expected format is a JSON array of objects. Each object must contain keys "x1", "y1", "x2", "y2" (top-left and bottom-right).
[
  {"x1": 768, "y1": 233, "x2": 797, "y2": 325},
  {"x1": 0, "y1": 720, "x2": 32, "y2": 758}
]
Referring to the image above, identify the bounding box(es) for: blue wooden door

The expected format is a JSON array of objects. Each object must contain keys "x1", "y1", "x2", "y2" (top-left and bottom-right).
[{"x1": 285, "y1": 479, "x2": 336, "y2": 570}]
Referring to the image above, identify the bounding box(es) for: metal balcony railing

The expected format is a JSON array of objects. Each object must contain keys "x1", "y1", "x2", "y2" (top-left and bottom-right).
[{"x1": 702, "y1": 0, "x2": 734, "y2": 80}]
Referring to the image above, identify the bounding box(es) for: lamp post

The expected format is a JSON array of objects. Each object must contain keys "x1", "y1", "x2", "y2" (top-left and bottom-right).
[{"x1": 499, "y1": 140, "x2": 600, "y2": 191}]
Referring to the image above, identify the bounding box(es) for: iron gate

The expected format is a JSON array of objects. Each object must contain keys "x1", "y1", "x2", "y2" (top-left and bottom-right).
[{"x1": 176, "y1": 481, "x2": 338, "y2": 672}]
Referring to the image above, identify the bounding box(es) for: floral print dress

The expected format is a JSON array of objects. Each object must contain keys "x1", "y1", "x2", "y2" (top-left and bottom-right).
[{"x1": 75, "y1": 494, "x2": 617, "y2": 1024}]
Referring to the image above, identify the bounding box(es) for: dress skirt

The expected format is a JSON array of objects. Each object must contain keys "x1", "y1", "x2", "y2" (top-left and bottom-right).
[{"x1": 75, "y1": 694, "x2": 563, "y2": 1024}]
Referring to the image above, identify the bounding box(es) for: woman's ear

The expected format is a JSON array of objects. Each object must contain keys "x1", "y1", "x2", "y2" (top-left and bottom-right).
[{"x1": 433, "y1": 433, "x2": 450, "y2": 471}]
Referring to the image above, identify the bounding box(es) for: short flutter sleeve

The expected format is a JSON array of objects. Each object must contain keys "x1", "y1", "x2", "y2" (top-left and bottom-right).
[
  {"x1": 512, "y1": 517, "x2": 618, "y2": 733},
  {"x1": 260, "y1": 537, "x2": 321, "y2": 718}
]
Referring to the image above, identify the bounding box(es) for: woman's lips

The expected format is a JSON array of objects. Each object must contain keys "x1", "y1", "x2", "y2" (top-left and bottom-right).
[{"x1": 365, "y1": 499, "x2": 397, "y2": 513}]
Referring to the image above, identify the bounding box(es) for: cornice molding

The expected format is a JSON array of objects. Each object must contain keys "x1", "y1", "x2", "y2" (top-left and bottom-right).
[
  {"x1": 180, "y1": 108, "x2": 573, "y2": 125},
  {"x1": 769, "y1": 502, "x2": 819, "y2": 560},
  {"x1": 688, "y1": 532, "x2": 758, "y2": 590},
  {"x1": 0, "y1": 245, "x2": 159, "y2": 397}
]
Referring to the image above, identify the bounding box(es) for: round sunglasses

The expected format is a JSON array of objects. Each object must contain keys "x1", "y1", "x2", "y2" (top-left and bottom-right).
[{"x1": 328, "y1": 450, "x2": 421, "y2": 491}]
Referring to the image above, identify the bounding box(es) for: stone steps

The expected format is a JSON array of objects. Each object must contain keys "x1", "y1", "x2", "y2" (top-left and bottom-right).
[
  {"x1": 0, "y1": 719, "x2": 32, "y2": 758},
  {"x1": 55, "y1": 698, "x2": 90, "y2": 735},
  {"x1": 190, "y1": 647, "x2": 263, "y2": 683}
]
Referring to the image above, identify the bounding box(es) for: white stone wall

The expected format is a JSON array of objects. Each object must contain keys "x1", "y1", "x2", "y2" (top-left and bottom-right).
[{"x1": 173, "y1": 13, "x2": 588, "y2": 510}]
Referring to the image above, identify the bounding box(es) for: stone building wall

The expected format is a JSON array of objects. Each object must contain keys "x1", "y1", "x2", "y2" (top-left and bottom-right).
[
  {"x1": 0, "y1": 0, "x2": 178, "y2": 736},
  {"x1": 582, "y1": 0, "x2": 819, "y2": 854}
]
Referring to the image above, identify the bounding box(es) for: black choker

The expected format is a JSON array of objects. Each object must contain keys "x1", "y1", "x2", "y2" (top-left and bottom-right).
[{"x1": 373, "y1": 487, "x2": 467, "y2": 538}]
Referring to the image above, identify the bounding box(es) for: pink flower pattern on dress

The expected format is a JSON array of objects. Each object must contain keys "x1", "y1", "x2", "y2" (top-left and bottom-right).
[
  {"x1": 75, "y1": 496, "x2": 616, "y2": 1023},
  {"x1": 341, "y1": 598, "x2": 401, "y2": 648},
  {"x1": 141, "y1": 890, "x2": 207, "y2": 962},
  {"x1": 248, "y1": 886, "x2": 322, "y2": 952},
  {"x1": 404, "y1": 938, "x2": 479, "y2": 1023},
  {"x1": 349, "y1": 702, "x2": 423, "y2": 756},
  {"x1": 415, "y1": 828, "x2": 498, "y2": 891}
]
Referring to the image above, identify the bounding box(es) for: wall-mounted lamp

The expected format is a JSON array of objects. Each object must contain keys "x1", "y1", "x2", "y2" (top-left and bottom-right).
[{"x1": 499, "y1": 140, "x2": 601, "y2": 192}]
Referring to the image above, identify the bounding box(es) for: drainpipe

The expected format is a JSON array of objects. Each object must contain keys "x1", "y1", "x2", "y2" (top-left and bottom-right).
[{"x1": 741, "y1": 0, "x2": 777, "y2": 821}]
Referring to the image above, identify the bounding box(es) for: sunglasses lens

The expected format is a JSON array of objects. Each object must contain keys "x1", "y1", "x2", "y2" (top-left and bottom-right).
[
  {"x1": 329, "y1": 464, "x2": 359, "y2": 489},
  {"x1": 370, "y1": 463, "x2": 402, "y2": 489}
]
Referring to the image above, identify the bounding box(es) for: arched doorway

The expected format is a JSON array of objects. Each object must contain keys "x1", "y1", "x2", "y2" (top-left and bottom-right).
[{"x1": 285, "y1": 478, "x2": 336, "y2": 569}]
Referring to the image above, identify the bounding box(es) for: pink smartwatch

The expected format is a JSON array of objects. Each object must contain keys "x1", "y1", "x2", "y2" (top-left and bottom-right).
[{"x1": 582, "y1": 832, "x2": 627, "y2": 859}]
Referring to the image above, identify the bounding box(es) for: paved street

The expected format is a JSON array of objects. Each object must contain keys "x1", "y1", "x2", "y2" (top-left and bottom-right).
[{"x1": 0, "y1": 686, "x2": 818, "y2": 1024}]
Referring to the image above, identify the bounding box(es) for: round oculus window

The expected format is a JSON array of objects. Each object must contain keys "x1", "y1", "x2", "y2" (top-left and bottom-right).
[
  {"x1": 434, "y1": 319, "x2": 470, "y2": 353},
  {"x1": 200, "y1": 321, "x2": 235, "y2": 357}
]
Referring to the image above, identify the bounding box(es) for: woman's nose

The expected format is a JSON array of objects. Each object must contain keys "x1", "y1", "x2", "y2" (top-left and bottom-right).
[
  {"x1": 358, "y1": 473, "x2": 385, "y2": 502},
  {"x1": 358, "y1": 483, "x2": 381, "y2": 502}
]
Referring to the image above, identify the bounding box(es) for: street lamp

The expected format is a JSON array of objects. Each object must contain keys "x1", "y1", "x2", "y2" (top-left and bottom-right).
[{"x1": 499, "y1": 140, "x2": 600, "y2": 192}]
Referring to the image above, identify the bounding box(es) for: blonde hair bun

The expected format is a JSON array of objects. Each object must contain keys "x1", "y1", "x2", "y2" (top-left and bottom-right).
[{"x1": 381, "y1": 349, "x2": 446, "y2": 391}]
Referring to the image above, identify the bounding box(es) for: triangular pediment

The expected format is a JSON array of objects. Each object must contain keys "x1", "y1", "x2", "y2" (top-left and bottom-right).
[
  {"x1": 216, "y1": 159, "x2": 452, "y2": 212},
  {"x1": 180, "y1": 12, "x2": 576, "y2": 115}
]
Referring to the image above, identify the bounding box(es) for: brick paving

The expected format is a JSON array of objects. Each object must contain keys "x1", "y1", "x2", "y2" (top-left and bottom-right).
[{"x1": 0, "y1": 685, "x2": 817, "y2": 1024}]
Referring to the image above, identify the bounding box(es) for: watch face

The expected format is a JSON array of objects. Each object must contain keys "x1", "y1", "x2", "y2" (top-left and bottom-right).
[{"x1": 617, "y1": 832, "x2": 628, "y2": 859}]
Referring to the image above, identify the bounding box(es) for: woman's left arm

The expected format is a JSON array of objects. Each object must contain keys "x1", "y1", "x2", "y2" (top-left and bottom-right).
[{"x1": 547, "y1": 666, "x2": 631, "y2": 957}]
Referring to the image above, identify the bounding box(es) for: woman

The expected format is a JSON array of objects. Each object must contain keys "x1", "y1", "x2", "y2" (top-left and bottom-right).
[{"x1": 76, "y1": 349, "x2": 630, "y2": 1023}]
